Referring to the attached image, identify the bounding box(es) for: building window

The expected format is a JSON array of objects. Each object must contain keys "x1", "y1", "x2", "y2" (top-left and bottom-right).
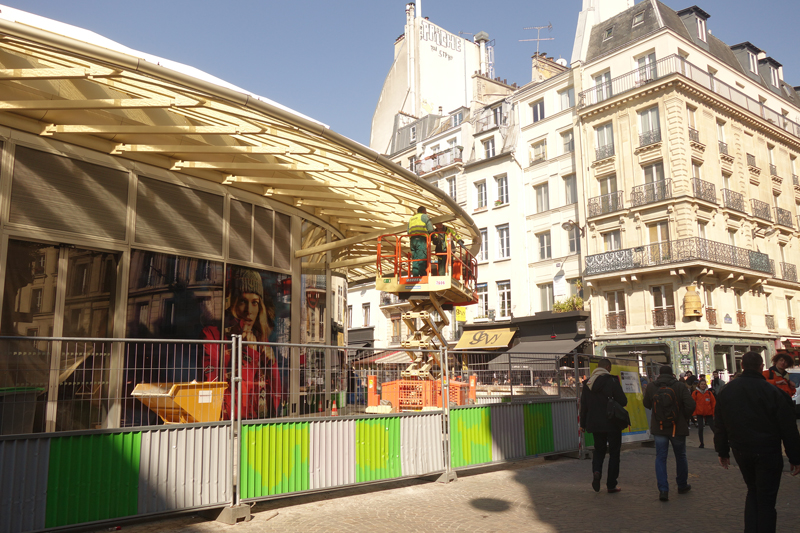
[
  {"x1": 537, "y1": 231, "x2": 552, "y2": 260},
  {"x1": 531, "y1": 139, "x2": 547, "y2": 164},
  {"x1": 347, "y1": 305, "x2": 353, "y2": 329},
  {"x1": 451, "y1": 112, "x2": 463, "y2": 127},
  {"x1": 476, "y1": 283, "x2": 488, "y2": 318},
  {"x1": 493, "y1": 106, "x2": 503, "y2": 127},
  {"x1": 568, "y1": 226, "x2": 580, "y2": 253},
  {"x1": 697, "y1": 17, "x2": 706, "y2": 42},
  {"x1": 603, "y1": 26, "x2": 613, "y2": 41},
  {"x1": 568, "y1": 278, "x2": 582, "y2": 297},
  {"x1": 603, "y1": 230, "x2": 621, "y2": 251},
  {"x1": 692, "y1": 161, "x2": 702, "y2": 180},
  {"x1": 539, "y1": 283, "x2": 554, "y2": 311},
  {"x1": 483, "y1": 137, "x2": 496, "y2": 159},
  {"x1": 636, "y1": 52, "x2": 657, "y2": 82},
  {"x1": 410, "y1": 125, "x2": 417, "y2": 143},
  {"x1": 31, "y1": 288, "x2": 43, "y2": 314},
  {"x1": 651, "y1": 285, "x2": 675, "y2": 327},
  {"x1": 391, "y1": 316, "x2": 401, "y2": 342},
  {"x1": 716, "y1": 120, "x2": 726, "y2": 143},
  {"x1": 643, "y1": 162, "x2": 665, "y2": 183},
  {"x1": 479, "y1": 228, "x2": 488, "y2": 261},
  {"x1": 606, "y1": 291, "x2": 626, "y2": 330},
  {"x1": 476, "y1": 181, "x2": 487, "y2": 209},
  {"x1": 559, "y1": 87, "x2": 575, "y2": 110},
  {"x1": 564, "y1": 174, "x2": 577, "y2": 204},
  {"x1": 498, "y1": 281, "x2": 511, "y2": 318},
  {"x1": 594, "y1": 71, "x2": 612, "y2": 102},
  {"x1": 687, "y1": 105, "x2": 697, "y2": 129},
  {"x1": 562, "y1": 130, "x2": 574, "y2": 154},
  {"x1": 639, "y1": 105, "x2": 660, "y2": 136},
  {"x1": 535, "y1": 183, "x2": 549, "y2": 213},
  {"x1": 496, "y1": 224, "x2": 510, "y2": 259},
  {"x1": 770, "y1": 66, "x2": 779, "y2": 87},
  {"x1": 362, "y1": 303, "x2": 370, "y2": 327},
  {"x1": 632, "y1": 11, "x2": 645, "y2": 26},
  {"x1": 531, "y1": 99, "x2": 545, "y2": 123},
  {"x1": 496, "y1": 175, "x2": 508, "y2": 205},
  {"x1": 447, "y1": 176, "x2": 457, "y2": 201},
  {"x1": 748, "y1": 52, "x2": 758, "y2": 73},
  {"x1": 596, "y1": 122, "x2": 614, "y2": 155}
]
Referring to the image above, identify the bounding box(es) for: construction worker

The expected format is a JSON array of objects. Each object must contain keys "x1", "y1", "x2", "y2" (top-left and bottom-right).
[
  {"x1": 408, "y1": 206, "x2": 433, "y2": 276},
  {"x1": 432, "y1": 222, "x2": 464, "y2": 276}
]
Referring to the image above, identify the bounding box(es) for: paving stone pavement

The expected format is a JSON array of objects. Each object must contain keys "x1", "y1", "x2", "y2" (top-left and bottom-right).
[{"x1": 91, "y1": 432, "x2": 800, "y2": 533}]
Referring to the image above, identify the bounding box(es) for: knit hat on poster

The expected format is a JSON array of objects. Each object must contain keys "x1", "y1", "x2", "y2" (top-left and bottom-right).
[{"x1": 231, "y1": 269, "x2": 263, "y2": 300}]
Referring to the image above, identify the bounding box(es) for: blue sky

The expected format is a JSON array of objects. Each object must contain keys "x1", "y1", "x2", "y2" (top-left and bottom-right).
[{"x1": 4, "y1": 1, "x2": 799, "y2": 146}]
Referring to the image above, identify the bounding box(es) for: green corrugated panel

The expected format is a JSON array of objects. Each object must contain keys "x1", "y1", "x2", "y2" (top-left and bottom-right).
[
  {"x1": 450, "y1": 407, "x2": 492, "y2": 468},
  {"x1": 240, "y1": 422, "x2": 309, "y2": 499},
  {"x1": 46, "y1": 432, "x2": 141, "y2": 528},
  {"x1": 524, "y1": 403, "x2": 555, "y2": 456},
  {"x1": 355, "y1": 418, "x2": 400, "y2": 482}
]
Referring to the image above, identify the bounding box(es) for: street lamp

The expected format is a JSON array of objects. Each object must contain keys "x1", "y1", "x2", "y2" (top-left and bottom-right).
[{"x1": 561, "y1": 219, "x2": 585, "y2": 237}]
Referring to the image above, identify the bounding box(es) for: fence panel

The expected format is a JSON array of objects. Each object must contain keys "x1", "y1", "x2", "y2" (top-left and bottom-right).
[
  {"x1": 355, "y1": 417, "x2": 401, "y2": 482},
  {"x1": 240, "y1": 422, "x2": 309, "y2": 499},
  {"x1": 309, "y1": 418, "x2": 356, "y2": 490},
  {"x1": 400, "y1": 413, "x2": 445, "y2": 476},
  {"x1": 0, "y1": 437, "x2": 49, "y2": 533},
  {"x1": 450, "y1": 407, "x2": 492, "y2": 468},
  {"x1": 552, "y1": 400, "x2": 580, "y2": 453},
  {"x1": 489, "y1": 404, "x2": 525, "y2": 461}
]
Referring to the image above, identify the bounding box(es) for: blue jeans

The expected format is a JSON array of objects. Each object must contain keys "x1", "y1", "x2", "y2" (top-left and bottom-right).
[{"x1": 654, "y1": 434, "x2": 688, "y2": 493}]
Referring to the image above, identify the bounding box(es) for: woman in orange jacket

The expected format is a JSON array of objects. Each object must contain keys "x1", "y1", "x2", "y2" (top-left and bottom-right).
[{"x1": 691, "y1": 377, "x2": 716, "y2": 448}]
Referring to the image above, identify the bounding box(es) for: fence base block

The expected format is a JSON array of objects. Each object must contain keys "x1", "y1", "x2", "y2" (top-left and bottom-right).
[
  {"x1": 436, "y1": 471, "x2": 458, "y2": 484},
  {"x1": 215, "y1": 504, "x2": 252, "y2": 525}
]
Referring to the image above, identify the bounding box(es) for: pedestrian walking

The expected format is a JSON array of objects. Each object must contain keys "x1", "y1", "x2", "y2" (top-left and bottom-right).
[
  {"x1": 715, "y1": 351, "x2": 800, "y2": 533},
  {"x1": 691, "y1": 379, "x2": 716, "y2": 448},
  {"x1": 762, "y1": 353, "x2": 797, "y2": 399},
  {"x1": 579, "y1": 358, "x2": 627, "y2": 494},
  {"x1": 710, "y1": 370, "x2": 725, "y2": 395},
  {"x1": 643, "y1": 365, "x2": 696, "y2": 501}
]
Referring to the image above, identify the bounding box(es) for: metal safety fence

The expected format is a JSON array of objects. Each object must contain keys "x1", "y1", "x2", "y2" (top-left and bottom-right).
[{"x1": 0, "y1": 338, "x2": 581, "y2": 532}]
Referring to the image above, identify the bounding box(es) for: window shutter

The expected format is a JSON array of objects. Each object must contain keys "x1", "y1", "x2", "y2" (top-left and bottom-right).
[
  {"x1": 135, "y1": 176, "x2": 223, "y2": 255},
  {"x1": 228, "y1": 199, "x2": 252, "y2": 261},
  {"x1": 10, "y1": 146, "x2": 128, "y2": 240}
]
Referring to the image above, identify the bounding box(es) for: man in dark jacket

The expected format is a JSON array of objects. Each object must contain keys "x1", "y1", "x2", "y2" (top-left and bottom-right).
[
  {"x1": 715, "y1": 351, "x2": 800, "y2": 533},
  {"x1": 579, "y1": 358, "x2": 628, "y2": 493},
  {"x1": 643, "y1": 365, "x2": 696, "y2": 501}
]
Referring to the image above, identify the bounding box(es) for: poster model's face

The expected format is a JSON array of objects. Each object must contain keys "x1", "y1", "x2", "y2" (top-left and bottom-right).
[{"x1": 236, "y1": 293, "x2": 261, "y2": 331}]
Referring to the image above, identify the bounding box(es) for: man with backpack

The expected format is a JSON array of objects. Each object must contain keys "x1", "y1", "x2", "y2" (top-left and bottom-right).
[{"x1": 643, "y1": 365, "x2": 696, "y2": 502}]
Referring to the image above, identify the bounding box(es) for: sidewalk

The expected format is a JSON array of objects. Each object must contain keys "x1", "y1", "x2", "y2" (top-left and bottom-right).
[{"x1": 91, "y1": 431, "x2": 800, "y2": 533}]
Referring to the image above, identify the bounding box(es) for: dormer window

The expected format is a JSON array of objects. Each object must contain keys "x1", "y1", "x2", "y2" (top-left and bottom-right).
[
  {"x1": 633, "y1": 12, "x2": 644, "y2": 27},
  {"x1": 748, "y1": 52, "x2": 757, "y2": 73},
  {"x1": 697, "y1": 17, "x2": 706, "y2": 42},
  {"x1": 603, "y1": 27, "x2": 614, "y2": 41},
  {"x1": 770, "y1": 66, "x2": 779, "y2": 87},
  {"x1": 410, "y1": 125, "x2": 417, "y2": 143}
]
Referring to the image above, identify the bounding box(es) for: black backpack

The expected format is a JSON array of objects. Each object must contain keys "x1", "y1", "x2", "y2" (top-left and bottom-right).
[{"x1": 652, "y1": 383, "x2": 680, "y2": 436}]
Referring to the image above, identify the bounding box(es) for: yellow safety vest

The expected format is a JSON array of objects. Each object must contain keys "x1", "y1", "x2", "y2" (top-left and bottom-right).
[{"x1": 408, "y1": 213, "x2": 430, "y2": 234}]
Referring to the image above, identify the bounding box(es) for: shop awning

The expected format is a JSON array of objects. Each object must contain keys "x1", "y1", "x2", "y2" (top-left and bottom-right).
[
  {"x1": 783, "y1": 338, "x2": 800, "y2": 349},
  {"x1": 486, "y1": 339, "x2": 586, "y2": 371},
  {"x1": 453, "y1": 328, "x2": 516, "y2": 350},
  {"x1": 375, "y1": 351, "x2": 413, "y2": 364}
]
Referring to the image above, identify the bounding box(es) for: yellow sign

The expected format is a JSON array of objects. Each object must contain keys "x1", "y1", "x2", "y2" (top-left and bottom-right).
[
  {"x1": 455, "y1": 306, "x2": 466, "y2": 322},
  {"x1": 454, "y1": 328, "x2": 515, "y2": 350}
]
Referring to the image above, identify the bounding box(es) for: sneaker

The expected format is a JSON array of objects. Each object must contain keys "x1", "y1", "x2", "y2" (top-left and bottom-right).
[
  {"x1": 659, "y1": 491, "x2": 669, "y2": 502},
  {"x1": 592, "y1": 472, "x2": 601, "y2": 493},
  {"x1": 678, "y1": 484, "x2": 692, "y2": 494},
  {"x1": 607, "y1": 487, "x2": 621, "y2": 493}
]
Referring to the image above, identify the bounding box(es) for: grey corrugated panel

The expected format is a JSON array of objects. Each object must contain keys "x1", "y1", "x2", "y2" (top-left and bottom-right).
[
  {"x1": 551, "y1": 400, "x2": 579, "y2": 452},
  {"x1": 138, "y1": 425, "x2": 230, "y2": 513},
  {"x1": 400, "y1": 413, "x2": 444, "y2": 477},
  {"x1": 0, "y1": 437, "x2": 49, "y2": 533},
  {"x1": 309, "y1": 419, "x2": 355, "y2": 490},
  {"x1": 490, "y1": 404, "x2": 525, "y2": 461}
]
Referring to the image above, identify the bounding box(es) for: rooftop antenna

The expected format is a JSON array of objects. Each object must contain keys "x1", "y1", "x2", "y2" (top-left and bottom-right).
[{"x1": 520, "y1": 23, "x2": 554, "y2": 70}]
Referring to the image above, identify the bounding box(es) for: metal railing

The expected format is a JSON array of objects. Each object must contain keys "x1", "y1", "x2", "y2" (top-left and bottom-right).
[
  {"x1": 595, "y1": 143, "x2": 615, "y2": 160},
  {"x1": 747, "y1": 153, "x2": 757, "y2": 167},
  {"x1": 780, "y1": 262, "x2": 798, "y2": 282},
  {"x1": 706, "y1": 307, "x2": 718, "y2": 326},
  {"x1": 578, "y1": 54, "x2": 800, "y2": 143},
  {"x1": 692, "y1": 178, "x2": 717, "y2": 203},
  {"x1": 775, "y1": 207, "x2": 794, "y2": 228},
  {"x1": 414, "y1": 147, "x2": 463, "y2": 176},
  {"x1": 688, "y1": 127, "x2": 700, "y2": 143},
  {"x1": 751, "y1": 198, "x2": 772, "y2": 221},
  {"x1": 790, "y1": 316, "x2": 797, "y2": 331},
  {"x1": 606, "y1": 312, "x2": 627, "y2": 330},
  {"x1": 639, "y1": 129, "x2": 662, "y2": 147},
  {"x1": 766, "y1": 315, "x2": 776, "y2": 330},
  {"x1": 585, "y1": 237, "x2": 772, "y2": 276},
  {"x1": 653, "y1": 308, "x2": 676, "y2": 327},
  {"x1": 770, "y1": 164, "x2": 778, "y2": 177},
  {"x1": 631, "y1": 179, "x2": 671, "y2": 207},
  {"x1": 722, "y1": 188, "x2": 746, "y2": 212},
  {"x1": 737, "y1": 311, "x2": 747, "y2": 328},
  {"x1": 719, "y1": 141, "x2": 729, "y2": 155},
  {"x1": 587, "y1": 191, "x2": 624, "y2": 217}
]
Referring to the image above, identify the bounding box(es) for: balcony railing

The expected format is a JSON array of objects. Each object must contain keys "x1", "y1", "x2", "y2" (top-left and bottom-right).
[
  {"x1": 706, "y1": 307, "x2": 718, "y2": 326},
  {"x1": 737, "y1": 311, "x2": 747, "y2": 328},
  {"x1": 595, "y1": 144, "x2": 615, "y2": 160},
  {"x1": 775, "y1": 207, "x2": 794, "y2": 228},
  {"x1": 790, "y1": 316, "x2": 797, "y2": 331},
  {"x1": 747, "y1": 153, "x2": 757, "y2": 167},
  {"x1": 585, "y1": 237, "x2": 772, "y2": 276},
  {"x1": 653, "y1": 308, "x2": 676, "y2": 327},
  {"x1": 722, "y1": 189, "x2": 746, "y2": 212},
  {"x1": 631, "y1": 179, "x2": 671, "y2": 207},
  {"x1": 780, "y1": 262, "x2": 798, "y2": 282},
  {"x1": 380, "y1": 293, "x2": 401, "y2": 306},
  {"x1": 718, "y1": 141, "x2": 729, "y2": 155},
  {"x1": 578, "y1": 54, "x2": 800, "y2": 144},
  {"x1": 606, "y1": 312, "x2": 627, "y2": 330},
  {"x1": 751, "y1": 198, "x2": 772, "y2": 222},
  {"x1": 766, "y1": 314, "x2": 776, "y2": 330},
  {"x1": 692, "y1": 178, "x2": 717, "y2": 203},
  {"x1": 414, "y1": 147, "x2": 463, "y2": 176},
  {"x1": 639, "y1": 129, "x2": 662, "y2": 147},
  {"x1": 688, "y1": 127, "x2": 700, "y2": 143},
  {"x1": 587, "y1": 191, "x2": 624, "y2": 217},
  {"x1": 770, "y1": 164, "x2": 778, "y2": 176}
]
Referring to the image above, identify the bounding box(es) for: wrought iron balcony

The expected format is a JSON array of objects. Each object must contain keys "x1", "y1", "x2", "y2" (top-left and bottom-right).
[
  {"x1": 587, "y1": 191, "x2": 624, "y2": 217},
  {"x1": 766, "y1": 314, "x2": 776, "y2": 330},
  {"x1": 606, "y1": 312, "x2": 627, "y2": 330},
  {"x1": 414, "y1": 147, "x2": 463, "y2": 176},
  {"x1": 688, "y1": 128, "x2": 700, "y2": 143},
  {"x1": 631, "y1": 179, "x2": 671, "y2": 207},
  {"x1": 653, "y1": 308, "x2": 676, "y2": 327},
  {"x1": 790, "y1": 316, "x2": 797, "y2": 332},
  {"x1": 718, "y1": 141, "x2": 729, "y2": 155},
  {"x1": 595, "y1": 144, "x2": 615, "y2": 160},
  {"x1": 722, "y1": 189, "x2": 746, "y2": 212},
  {"x1": 639, "y1": 129, "x2": 661, "y2": 147},
  {"x1": 775, "y1": 207, "x2": 794, "y2": 228},
  {"x1": 770, "y1": 164, "x2": 778, "y2": 176},
  {"x1": 737, "y1": 311, "x2": 747, "y2": 328},
  {"x1": 706, "y1": 307, "x2": 718, "y2": 327},
  {"x1": 692, "y1": 178, "x2": 717, "y2": 204},
  {"x1": 747, "y1": 153, "x2": 757, "y2": 167},
  {"x1": 584, "y1": 237, "x2": 773, "y2": 276},
  {"x1": 780, "y1": 262, "x2": 798, "y2": 282},
  {"x1": 751, "y1": 199, "x2": 772, "y2": 221}
]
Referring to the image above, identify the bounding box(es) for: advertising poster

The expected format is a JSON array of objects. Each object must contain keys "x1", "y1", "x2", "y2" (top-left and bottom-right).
[{"x1": 588, "y1": 357, "x2": 651, "y2": 443}]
